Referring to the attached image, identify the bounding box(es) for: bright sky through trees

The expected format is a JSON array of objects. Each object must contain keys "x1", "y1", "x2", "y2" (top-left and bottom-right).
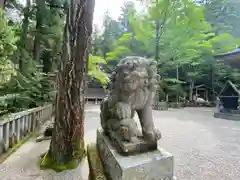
[
  {"x1": 18, "y1": 0, "x2": 139, "y2": 26},
  {"x1": 94, "y1": 0, "x2": 125, "y2": 26}
]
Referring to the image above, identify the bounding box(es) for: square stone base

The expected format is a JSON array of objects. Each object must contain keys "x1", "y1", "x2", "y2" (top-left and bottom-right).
[
  {"x1": 214, "y1": 112, "x2": 240, "y2": 121},
  {"x1": 110, "y1": 131, "x2": 158, "y2": 156},
  {"x1": 97, "y1": 128, "x2": 174, "y2": 180}
]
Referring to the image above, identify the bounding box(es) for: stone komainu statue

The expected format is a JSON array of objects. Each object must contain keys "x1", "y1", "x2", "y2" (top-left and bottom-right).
[{"x1": 100, "y1": 56, "x2": 161, "y2": 154}]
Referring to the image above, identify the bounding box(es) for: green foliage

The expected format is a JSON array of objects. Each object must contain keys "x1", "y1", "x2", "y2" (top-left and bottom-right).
[
  {"x1": 0, "y1": 72, "x2": 53, "y2": 115},
  {"x1": 97, "y1": 0, "x2": 240, "y2": 102},
  {"x1": 0, "y1": 11, "x2": 18, "y2": 60},
  {"x1": 209, "y1": 33, "x2": 239, "y2": 54},
  {"x1": 0, "y1": 0, "x2": 65, "y2": 115},
  {"x1": 0, "y1": 10, "x2": 18, "y2": 86},
  {"x1": 0, "y1": 0, "x2": 239, "y2": 114},
  {"x1": 106, "y1": 46, "x2": 131, "y2": 61},
  {"x1": 0, "y1": 0, "x2": 110, "y2": 115},
  {"x1": 202, "y1": 0, "x2": 240, "y2": 36},
  {"x1": 41, "y1": 0, "x2": 65, "y2": 69},
  {"x1": 88, "y1": 55, "x2": 110, "y2": 87}
]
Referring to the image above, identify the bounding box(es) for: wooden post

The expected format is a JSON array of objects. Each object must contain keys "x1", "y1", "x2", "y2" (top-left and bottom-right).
[{"x1": 4, "y1": 123, "x2": 9, "y2": 150}]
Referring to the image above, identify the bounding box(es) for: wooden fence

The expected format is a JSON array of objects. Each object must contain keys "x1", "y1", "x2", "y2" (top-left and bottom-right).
[{"x1": 0, "y1": 104, "x2": 53, "y2": 155}]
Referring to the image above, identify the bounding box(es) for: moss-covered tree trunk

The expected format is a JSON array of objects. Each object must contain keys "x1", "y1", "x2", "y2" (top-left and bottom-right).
[{"x1": 42, "y1": 0, "x2": 95, "y2": 169}]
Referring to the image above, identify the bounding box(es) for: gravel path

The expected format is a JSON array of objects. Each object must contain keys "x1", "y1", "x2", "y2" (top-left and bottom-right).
[
  {"x1": 0, "y1": 105, "x2": 100, "y2": 180},
  {"x1": 0, "y1": 139, "x2": 89, "y2": 180},
  {"x1": 1, "y1": 106, "x2": 240, "y2": 180},
  {"x1": 154, "y1": 108, "x2": 240, "y2": 180},
  {"x1": 83, "y1": 107, "x2": 240, "y2": 180}
]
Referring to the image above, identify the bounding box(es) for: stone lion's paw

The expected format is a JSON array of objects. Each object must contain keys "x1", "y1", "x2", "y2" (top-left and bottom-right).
[
  {"x1": 154, "y1": 128, "x2": 161, "y2": 140},
  {"x1": 115, "y1": 103, "x2": 131, "y2": 119}
]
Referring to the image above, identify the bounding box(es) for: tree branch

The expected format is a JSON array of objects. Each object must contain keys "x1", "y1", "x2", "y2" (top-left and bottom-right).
[{"x1": 46, "y1": 3, "x2": 66, "y2": 10}]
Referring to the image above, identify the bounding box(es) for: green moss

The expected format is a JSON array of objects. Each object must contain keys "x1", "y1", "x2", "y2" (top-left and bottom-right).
[
  {"x1": 87, "y1": 143, "x2": 107, "y2": 180},
  {"x1": 40, "y1": 147, "x2": 86, "y2": 172}
]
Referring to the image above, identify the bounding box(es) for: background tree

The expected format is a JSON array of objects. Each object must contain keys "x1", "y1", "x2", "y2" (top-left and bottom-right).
[
  {"x1": 102, "y1": 0, "x2": 240, "y2": 102},
  {"x1": 199, "y1": 0, "x2": 240, "y2": 37},
  {"x1": 0, "y1": 9, "x2": 18, "y2": 87},
  {"x1": 0, "y1": 0, "x2": 6, "y2": 9},
  {"x1": 0, "y1": 0, "x2": 107, "y2": 115},
  {"x1": 0, "y1": 0, "x2": 239, "y2": 123}
]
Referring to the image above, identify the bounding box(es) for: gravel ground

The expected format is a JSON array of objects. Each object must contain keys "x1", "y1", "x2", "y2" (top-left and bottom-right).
[
  {"x1": 84, "y1": 106, "x2": 240, "y2": 180},
  {"x1": 1, "y1": 106, "x2": 240, "y2": 180},
  {"x1": 153, "y1": 108, "x2": 240, "y2": 180},
  {"x1": 0, "y1": 105, "x2": 100, "y2": 180}
]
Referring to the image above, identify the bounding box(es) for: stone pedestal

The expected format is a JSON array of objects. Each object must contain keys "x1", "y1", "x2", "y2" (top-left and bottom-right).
[{"x1": 97, "y1": 128, "x2": 174, "y2": 180}]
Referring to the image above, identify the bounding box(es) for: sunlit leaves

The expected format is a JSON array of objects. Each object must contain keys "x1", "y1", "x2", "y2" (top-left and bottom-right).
[
  {"x1": 106, "y1": 46, "x2": 131, "y2": 61},
  {"x1": 148, "y1": 0, "x2": 171, "y2": 21},
  {"x1": 88, "y1": 70, "x2": 109, "y2": 88},
  {"x1": 119, "y1": 33, "x2": 133, "y2": 43},
  {"x1": 88, "y1": 55, "x2": 109, "y2": 88},
  {"x1": 90, "y1": 0, "x2": 240, "y2": 95},
  {"x1": 209, "y1": 33, "x2": 239, "y2": 53},
  {"x1": 0, "y1": 10, "x2": 18, "y2": 86}
]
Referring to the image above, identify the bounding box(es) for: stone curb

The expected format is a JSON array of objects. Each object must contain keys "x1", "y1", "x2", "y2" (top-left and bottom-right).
[
  {"x1": 87, "y1": 143, "x2": 107, "y2": 180},
  {"x1": 36, "y1": 135, "x2": 52, "y2": 142}
]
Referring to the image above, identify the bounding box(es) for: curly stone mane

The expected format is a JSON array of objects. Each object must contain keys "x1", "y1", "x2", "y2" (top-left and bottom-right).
[{"x1": 110, "y1": 56, "x2": 158, "y2": 95}]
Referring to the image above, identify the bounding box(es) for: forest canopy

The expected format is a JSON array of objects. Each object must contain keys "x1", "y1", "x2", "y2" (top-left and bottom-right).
[{"x1": 0, "y1": 0, "x2": 240, "y2": 113}]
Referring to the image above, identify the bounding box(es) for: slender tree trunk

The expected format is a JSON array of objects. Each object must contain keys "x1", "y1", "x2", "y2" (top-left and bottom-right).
[
  {"x1": 0, "y1": 0, "x2": 6, "y2": 9},
  {"x1": 155, "y1": 20, "x2": 160, "y2": 61},
  {"x1": 189, "y1": 80, "x2": 194, "y2": 101},
  {"x1": 49, "y1": 0, "x2": 95, "y2": 165},
  {"x1": 33, "y1": 0, "x2": 45, "y2": 63},
  {"x1": 43, "y1": 0, "x2": 63, "y2": 71},
  {"x1": 19, "y1": 0, "x2": 31, "y2": 74},
  {"x1": 211, "y1": 63, "x2": 215, "y2": 100},
  {"x1": 176, "y1": 63, "x2": 179, "y2": 102},
  {"x1": 42, "y1": 50, "x2": 52, "y2": 73}
]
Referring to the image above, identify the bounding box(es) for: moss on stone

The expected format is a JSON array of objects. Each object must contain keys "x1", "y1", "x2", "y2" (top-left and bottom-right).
[
  {"x1": 87, "y1": 143, "x2": 107, "y2": 180},
  {"x1": 40, "y1": 147, "x2": 86, "y2": 172}
]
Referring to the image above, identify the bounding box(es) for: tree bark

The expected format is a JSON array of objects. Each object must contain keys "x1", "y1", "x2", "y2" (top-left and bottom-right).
[
  {"x1": 18, "y1": 0, "x2": 31, "y2": 74},
  {"x1": 0, "y1": 0, "x2": 6, "y2": 9},
  {"x1": 49, "y1": 0, "x2": 95, "y2": 165},
  {"x1": 33, "y1": 0, "x2": 45, "y2": 63},
  {"x1": 189, "y1": 80, "x2": 194, "y2": 101},
  {"x1": 176, "y1": 63, "x2": 179, "y2": 102},
  {"x1": 42, "y1": 50, "x2": 52, "y2": 73},
  {"x1": 155, "y1": 20, "x2": 160, "y2": 61}
]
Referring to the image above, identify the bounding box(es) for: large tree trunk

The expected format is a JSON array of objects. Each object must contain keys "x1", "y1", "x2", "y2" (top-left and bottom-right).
[{"x1": 48, "y1": 0, "x2": 95, "y2": 165}]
